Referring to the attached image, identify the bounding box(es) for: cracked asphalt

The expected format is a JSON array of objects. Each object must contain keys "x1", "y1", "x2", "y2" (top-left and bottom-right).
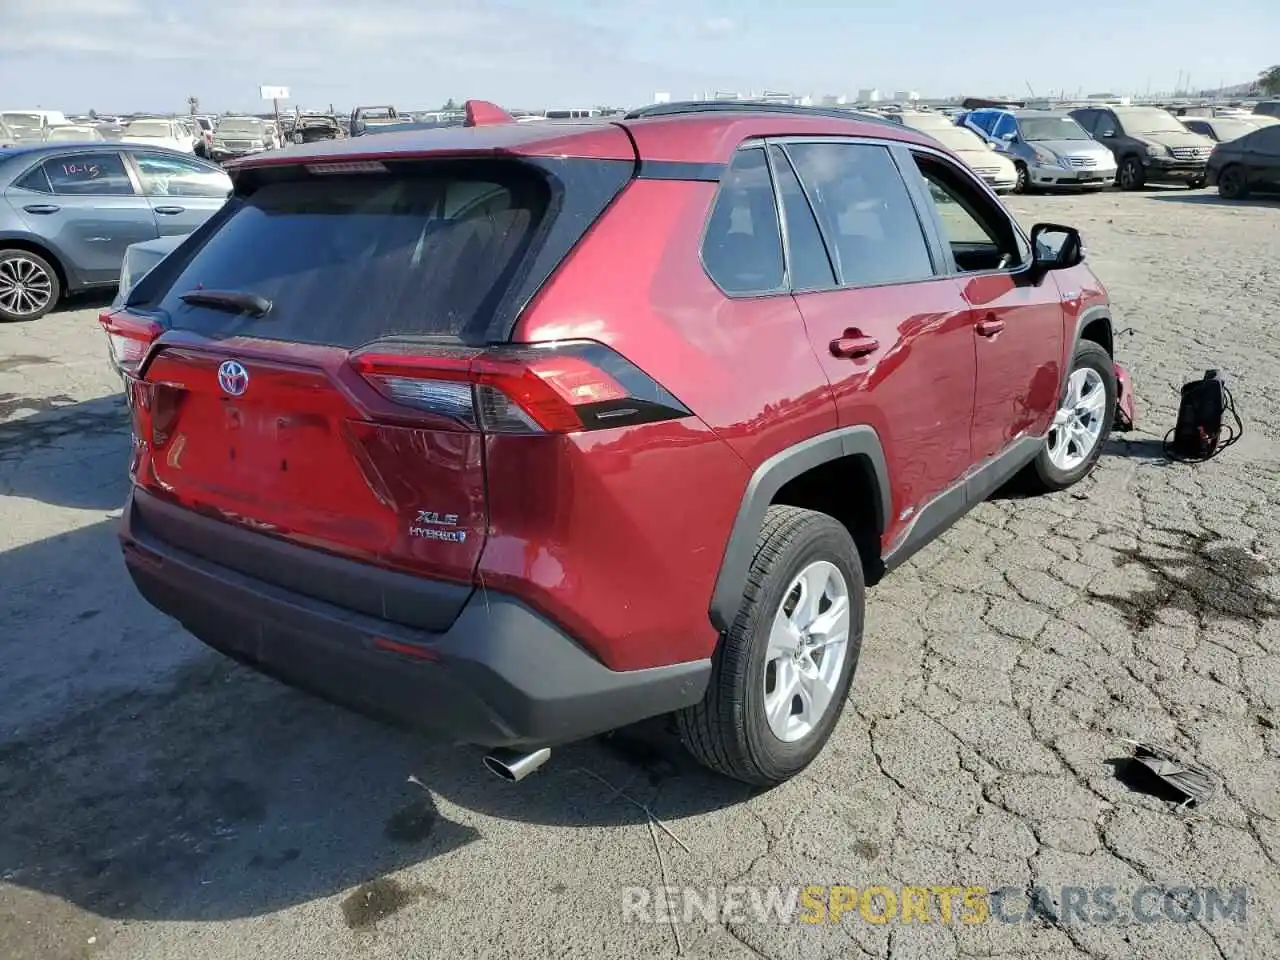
[{"x1": 1, "y1": 188, "x2": 1278, "y2": 960}]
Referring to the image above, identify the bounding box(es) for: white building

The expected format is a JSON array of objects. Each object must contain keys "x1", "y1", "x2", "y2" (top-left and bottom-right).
[
  {"x1": 857, "y1": 88, "x2": 882, "y2": 103},
  {"x1": 893, "y1": 90, "x2": 921, "y2": 103}
]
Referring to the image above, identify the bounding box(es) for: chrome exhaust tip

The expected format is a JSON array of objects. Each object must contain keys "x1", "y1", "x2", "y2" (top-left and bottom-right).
[{"x1": 483, "y1": 747, "x2": 551, "y2": 783}]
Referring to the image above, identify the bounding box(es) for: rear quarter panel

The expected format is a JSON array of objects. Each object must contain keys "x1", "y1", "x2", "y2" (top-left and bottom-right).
[{"x1": 501, "y1": 178, "x2": 837, "y2": 669}]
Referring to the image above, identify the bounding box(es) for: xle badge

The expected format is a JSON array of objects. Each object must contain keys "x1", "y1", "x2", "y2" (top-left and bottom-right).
[{"x1": 409, "y1": 510, "x2": 467, "y2": 543}]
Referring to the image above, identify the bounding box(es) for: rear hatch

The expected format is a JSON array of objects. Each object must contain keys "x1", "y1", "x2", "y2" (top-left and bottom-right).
[{"x1": 111, "y1": 148, "x2": 635, "y2": 627}]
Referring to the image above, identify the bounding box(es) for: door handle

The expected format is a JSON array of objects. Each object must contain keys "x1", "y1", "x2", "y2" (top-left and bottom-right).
[
  {"x1": 830, "y1": 331, "x2": 880, "y2": 359},
  {"x1": 154, "y1": 205, "x2": 185, "y2": 215},
  {"x1": 976, "y1": 317, "x2": 1005, "y2": 337},
  {"x1": 23, "y1": 203, "x2": 60, "y2": 214}
]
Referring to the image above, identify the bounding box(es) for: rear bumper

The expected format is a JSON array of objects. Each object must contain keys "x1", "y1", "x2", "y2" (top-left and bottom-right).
[{"x1": 119, "y1": 490, "x2": 710, "y2": 749}]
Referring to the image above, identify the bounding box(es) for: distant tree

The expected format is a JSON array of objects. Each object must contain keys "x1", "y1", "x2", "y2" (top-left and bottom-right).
[
  {"x1": 441, "y1": 97, "x2": 458, "y2": 111},
  {"x1": 87, "y1": 108, "x2": 97, "y2": 120},
  {"x1": 1260, "y1": 65, "x2": 1280, "y2": 96}
]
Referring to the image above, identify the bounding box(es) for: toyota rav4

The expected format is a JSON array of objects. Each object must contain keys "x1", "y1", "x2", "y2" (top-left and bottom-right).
[{"x1": 103, "y1": 100, "x2": 1135, "y2": 786}]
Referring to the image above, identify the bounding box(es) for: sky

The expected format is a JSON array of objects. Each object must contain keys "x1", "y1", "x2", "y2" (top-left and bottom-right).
[{"x1": 1, "y1": 0, "x2": 1277, "y2": 114}]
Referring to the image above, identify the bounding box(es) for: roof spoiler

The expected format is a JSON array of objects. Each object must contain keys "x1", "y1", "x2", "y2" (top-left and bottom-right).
[{"x1": 464, "y1": 100, "x2": 515, "y2": 127}]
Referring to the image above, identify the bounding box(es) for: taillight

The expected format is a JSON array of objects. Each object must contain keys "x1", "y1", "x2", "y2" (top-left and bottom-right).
[
  {"x1": 350, "y1": 340, "x2": 691, "y2": 434},
  {"x1": 99, "y1": 309, "x2": 162, "y2": 376}
]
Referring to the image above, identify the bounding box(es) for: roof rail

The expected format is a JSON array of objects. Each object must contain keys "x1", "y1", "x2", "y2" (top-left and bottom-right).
[{"x1": 623, "y1": 100, "x2": 899, "y2": 128}]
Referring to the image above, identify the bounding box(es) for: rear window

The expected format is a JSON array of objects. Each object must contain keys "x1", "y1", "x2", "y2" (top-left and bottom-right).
[{"x1": 151, "y1": 162, "x2": 548, "y2": 346}]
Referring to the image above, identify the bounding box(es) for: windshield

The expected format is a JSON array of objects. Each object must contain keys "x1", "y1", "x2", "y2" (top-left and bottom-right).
[
  {"x1": 901, "y1": 114, "x2": 954, "y2": 132},
  {"x1": 2, "y1": 113, "x2": 43, "y2": 132},
  {"x1": 930, "y1": 126, "x2": 986, "y2": 151},
  {"x1": 125, "y1": 121, "x2": 172, "y2": 137},
  {"x1": 1019, "y1": 116, "x2": 1091, "y2": 141},
  {"x1": 1117, "y1": 108, "x2": 1185, "y2": 135},
  {"x1": 47, "y1": 127, "x2": 99, "y2": 141},
  {"x1": 1211, "y1": 120, "x2": 1261, "y2": 141},
  {"x1": 218, "y1": 119, "x2": 265, "y2": 136}
]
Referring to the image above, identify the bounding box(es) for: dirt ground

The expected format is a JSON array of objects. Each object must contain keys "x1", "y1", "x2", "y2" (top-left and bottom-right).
[{"x1": 1, "y1": 188, "x2": 1278, "y2": 960}]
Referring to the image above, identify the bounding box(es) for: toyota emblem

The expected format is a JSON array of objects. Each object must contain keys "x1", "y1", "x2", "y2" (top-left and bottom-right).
[{"x1": 217, "y1": 360, "x2": 249, "y2": 397}]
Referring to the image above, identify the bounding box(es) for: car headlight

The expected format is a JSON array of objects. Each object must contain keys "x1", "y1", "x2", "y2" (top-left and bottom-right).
[
  {"x1": 251, "y1": 140, "x2": 264, "y2": 149},
  {"x1": 1033, "y1": 148, "x2": 1064, "y2": 168},
  {"x1": 1143, "y1": 142, "x2": 1165, "y2": 157}
]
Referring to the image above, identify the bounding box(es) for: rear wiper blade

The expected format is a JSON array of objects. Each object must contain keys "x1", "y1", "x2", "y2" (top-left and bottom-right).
[{"x1": 179, "y1": 289, "x2": 272, "y2": 318}]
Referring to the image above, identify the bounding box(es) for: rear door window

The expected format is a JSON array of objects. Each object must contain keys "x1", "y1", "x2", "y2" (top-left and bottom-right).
[
  {"x1": 149, "y1": 162, "x2": 548, "y2": 345},
  {"x1": 767, "y1": 144, "x2": 835, "y2": 291},
  {"x1": 784, "y1": 141, "x2": 935, "y2": 287},
  {"x1": 37, "y1": 152, "x2": 135, "y2": 196}
]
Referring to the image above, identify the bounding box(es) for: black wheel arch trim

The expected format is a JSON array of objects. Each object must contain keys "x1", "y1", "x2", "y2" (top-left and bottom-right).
[
  {"x1": 708, "y1": 425, "x2": 890, "y2": 633},
  {"x1": 1065, "y1": 305, "x2": 1114, "y2": 390}
]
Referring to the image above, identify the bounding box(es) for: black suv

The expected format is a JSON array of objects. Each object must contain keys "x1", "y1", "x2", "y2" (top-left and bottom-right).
[{"x1": 1069, "y1": 105, "x2": 1214, "y2": 190}]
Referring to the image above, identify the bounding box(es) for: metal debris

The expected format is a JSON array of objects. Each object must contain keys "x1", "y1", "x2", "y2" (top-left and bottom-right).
[{"x1": 1121, "y1": 739, "x2": 1218, "y2": 808}]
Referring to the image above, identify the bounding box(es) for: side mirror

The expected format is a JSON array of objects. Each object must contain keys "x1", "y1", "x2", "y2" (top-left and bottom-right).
[
  {"x1": 1030, "y1": 223, "x2": 1085, "y2": 281},
  {"x1": 1000, "y1": 131, "x2": 1017, "y2": 142}
]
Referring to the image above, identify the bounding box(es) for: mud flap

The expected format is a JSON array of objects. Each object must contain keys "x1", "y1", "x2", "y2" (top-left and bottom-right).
[{"x1": 1113, "y1": 363, "x2": 1135, "y2": 432}]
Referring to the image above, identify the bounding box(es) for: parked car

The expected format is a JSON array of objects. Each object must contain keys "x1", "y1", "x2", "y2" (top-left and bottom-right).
[
  {"x1": 900, "y1": 111, "x2": 1018, "y2": 193},
  {"x1": 0, "y1": 117, "x2": 17, "y2": 148},
  {"x1": 102, "y1": 100, "x2": 1134, "y2": 786},
  {"x1": 1253, "y1": 101, "x2": 1280, "y2": 119},
  {"x1": 209, "y1": 117, "x2": 275, "y2": 161},
  {"x1": 44, "y1": 124, "x2": 108, "y2": 143},
  {"x1": 962, "y1": 109, "x2": 1117, "y2": 193},
  {"x1": 113, "y1": 232, "x2": 187, "y2": 301},
  {"x1": 288, "y1": 114, "x2": 347, "y2": 144},
  {"x1": 1068, "y1": 105, "x2": 1213, "y2": 190},
  {"x1": 120, "y1": 118, "x2": 199, "y2": 154},
  {"x1": 1, "y1": 111, "x2": 64, "y2": 143},
  {"x1": 0, "y1": 143, "x2": 230, "y2": 321},
  {"x1": 1206, "y1": 122, "x2": 1280, "y2": 200},
  {"x1": 1179, "y1": 116, "x2": 1265, "y2": 143},
  {"x1": 192, "y1": 117, "x2": 216, "y2": 158}
]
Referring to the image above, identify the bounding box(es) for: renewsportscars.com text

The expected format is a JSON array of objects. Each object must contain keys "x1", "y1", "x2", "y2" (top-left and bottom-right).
[{"x1": 622, "y1": 884, "x2": 1249, "y2": 926}]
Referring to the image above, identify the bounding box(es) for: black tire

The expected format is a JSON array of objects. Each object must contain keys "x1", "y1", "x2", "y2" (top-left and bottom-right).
[
  {"x1": 1013, "y1": 163, "x2": 1030, "y2": 194},
  {"x1": 0, "y1": 248, "x2": 61, "y2": 322},
  {"x1": 1117, "y1": 156, "x2": 1145, "y2": 191},
  {"x1": 1023, "y1": 340, "x2": 1116, "y2": 493},
  {"x1": 677, "y1": 506, "x2": 864, "y2": 786},
  {"x1": 1218, "y1": 166, "x2": 1248, "y2": 200}
]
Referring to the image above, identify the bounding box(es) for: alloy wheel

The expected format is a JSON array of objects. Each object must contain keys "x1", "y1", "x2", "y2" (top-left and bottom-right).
[
  {"x1": 762, "y1": 560, "x2": 851, "y2": 743},
  {"x1": 1047, "y1": 367, "x2": 1106, "y2": 472},
  {"x1": 0, "y1": 255, "x2": 54, "y2": 318}
]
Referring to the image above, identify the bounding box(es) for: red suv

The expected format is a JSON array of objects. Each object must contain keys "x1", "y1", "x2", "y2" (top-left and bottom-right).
[{"x1": 103, "y1": 101, "x2": 1135, "y2": 786}]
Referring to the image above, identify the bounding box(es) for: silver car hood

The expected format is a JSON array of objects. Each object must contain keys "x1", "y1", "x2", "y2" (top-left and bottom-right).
[{"x1": 1031, "y1": 139, "x2": 1112, "y2": 159}]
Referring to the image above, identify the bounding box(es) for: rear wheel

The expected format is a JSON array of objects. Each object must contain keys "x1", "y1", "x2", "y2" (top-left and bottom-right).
[
  {"x1": 1218, "y1": 166, "x2": 1248, "y2": 200},
  {"x1": 0, "y1": 248, "x2": 60, "y2": 322},
  {"x1": 1024, "y1": 341, "x2": 1116, "y2": 492},
  {"x1": 1117, "y1": 156, "x2": 1145, "y2": 191},
  {"x1": 678, "y1": 506, "x2": 864, "y2": 786}
]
